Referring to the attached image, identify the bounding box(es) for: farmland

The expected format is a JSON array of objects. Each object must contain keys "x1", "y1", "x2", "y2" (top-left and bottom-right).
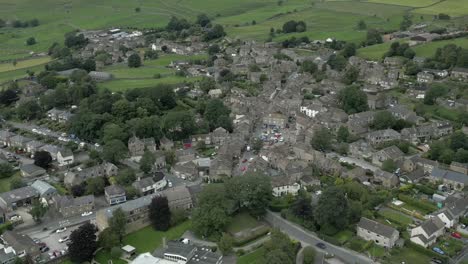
[{"x1": 2, "y1": 0, "x2": 467, "y2": 63}]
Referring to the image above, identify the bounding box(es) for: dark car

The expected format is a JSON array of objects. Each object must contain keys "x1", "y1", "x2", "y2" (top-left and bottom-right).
[
  {"x1": 40, "y1": 246, "x2": 49, "y2": 253},
  {"x1": 316, "y1": 242, "x2": 326, "y2": 249},
  {"x1": 431, "y1": 258, "x2": 443, "y2": 264}
]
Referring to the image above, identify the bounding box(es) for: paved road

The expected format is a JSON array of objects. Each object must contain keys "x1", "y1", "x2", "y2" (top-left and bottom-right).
[
  {"x1": 338, "y1": 156, "x2": 379, "y2": 172},
  {"x1": 265, "y1": 211, "x2": 376, "y2": 264}
]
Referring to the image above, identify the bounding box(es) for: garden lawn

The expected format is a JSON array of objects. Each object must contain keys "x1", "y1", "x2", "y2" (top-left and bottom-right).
[
  {"x1": 237, "y1": 246, "x2": 265, "y2": 264},
  {"x1": 437, "y1": 237, "x2": 464, "y2": 257},
  {"x1": 385, "y1": 247, "x2": 432, "y2": 264},
  {"x1": 94, "y1": 250, "x2": 127, "y2": 264},
  {"x1": 333, "y1": 230, "x2": 354, "y2": 244},
  {"x1": 122, "y1": 220, "x2": 191, "y2": 253},
  {"x1": 378, "y1": 208, "x2": 413, "y2": 227},
  {"x1": 226, "y1": 212, "x2": 262, "y2": 234},
  {"x1": 368, "y1": 244, "x2": 386, "y2": 258}
]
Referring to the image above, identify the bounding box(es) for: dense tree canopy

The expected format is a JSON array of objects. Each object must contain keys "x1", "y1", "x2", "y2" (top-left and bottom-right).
[
  {"x1": 149, "y1": 196, "x2": 171, "y2": 231},
  {"x1": 68, "y1": 223, "x2": 98, "y2": 263},
  {"x1": 338, "y1": 86, "x2": 368, "y2": 114}
]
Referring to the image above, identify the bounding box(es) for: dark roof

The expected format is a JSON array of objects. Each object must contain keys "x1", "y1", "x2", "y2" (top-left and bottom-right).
[
  {"x1": 164, "y1": 241, "x2": 196, "y2": 259},
  {"x1": 132, "y1": 177, "x2": 154, "y2": 189},
  {"x1": 20, "y1": 164, "x2": 46, "y2": 175},
  {"x1": 431, "y1": 168, "x2": 468, "y2": 185},
  {"x1": 55, "y1": 195, "x2": 94, "y2": 209},
  {"x1": 0, "y1": 187, "x2": 39, "y2": 206},
  {"x1": 153, "y1": 171, "x2": 165, "y2": 182},
  {"x1": 105, "y1": 185, "x2": 125, "y2": 196},
  {"x1": 358, "y1": 217, "x2": 398, "y2": 238},
  {"x1": 420, "y1": 217, "x2": 445, "y2": 236}
]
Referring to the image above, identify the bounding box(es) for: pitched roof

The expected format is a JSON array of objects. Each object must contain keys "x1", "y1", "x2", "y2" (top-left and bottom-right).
[
  {"x1": 31, "y1": 180, "x2": 56, "y2": 196},
  {"x1": 105, "y1": 185, "x2": 125, "y2": 196},
  {"x1": 358, "y1": 217, "x2": 398, "y2": 238},
  {"x1": 420, "y1": 217, "x2": 445, "y2": 236},
  {"x1": 0, "y1": 186, "x2": 39, "y2": 206},
  {"x1": 431, "y1": 168, "x2": 468, "y2": 185}
]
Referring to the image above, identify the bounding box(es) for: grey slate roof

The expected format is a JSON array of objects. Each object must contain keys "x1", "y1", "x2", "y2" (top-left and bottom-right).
[
  {"x1": 0, "y1": 186, "x2": 39, "y2": 207},
  {"x1": 420, "y1": 217, "x2": 445, "y2": 236},
  {"x1": 20, "y1": 163, "x2": 46, "y2": 176},
  {"x1": 105, "y1": 185, "x2": 125, "y2": 196},
  {"x1": 431, "y1": 168, "x2": 468, "y2": 185},
  {"x1": 358, "y1": 217, "x2": 398, "y2": 238},
  {"x1": 31, "y1": 180, "x2": 56, "y2": 196}
]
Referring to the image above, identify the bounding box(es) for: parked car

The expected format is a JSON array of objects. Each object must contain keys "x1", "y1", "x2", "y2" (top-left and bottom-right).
[
  {"x1": 451, "y1": 232, "x2": 462, "y2": 239},
  {"x1": 431, "y1": 258, "x2": 443, "y2": 264},
  {"x1": 432, "y1": 247, "x2": 445, "y2": 255},
  {"x1": 56, "y1": 227, "x2": 67, "y2": 233},
  {"x1": 40, "y1": 246, "x2": 49, "y2": 253},
  {"x1": 316, "y1": 242, "x2": 326, "y2": 249},
  {"x1": 242, "y1": 159, "x2": 248, "y2": 163},
  {"x1": 81, "y1": 211, "x2": 93, "y2": 217},
  {"x1": 58, "y1": 236, "x2": 69, "y2": 243}
]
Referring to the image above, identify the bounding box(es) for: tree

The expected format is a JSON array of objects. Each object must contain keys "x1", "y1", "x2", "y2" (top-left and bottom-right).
[
  {"x1": 34, "y1": 151, "x2": 52, "y2": 169},
  {"x1": 192, "y1": 185, "x2": 231, "y2": 238},
  {"x1": 342, "y1": 66, "x2": 359, "y2": 84},
  {"x1": 204, "y1": 24, "x2": 226, "y2": 41},
  {"x1": 252, "y1": 138, "x2": 263, "y2": 154},
  {"x1": 0, "y1": 88, "x2": 19, "y2": 106},
  {"x1": 68, "y1": 223, "x2": 98, "y2": 263},
  {"x1": 291, "y1": 191, "x2": 313, "y2": 220},
  {"x1": 207, "y1": 44, "x2": 220, "y2": 56},
  {"x1": 71, "y1": 184, "x2": 85, "y2": 197},
  {"x1": 0, "y1": 163, "x2": 14, "y2": 179},
  {"x1": 144, "y1": 50, "x2": 158, "y2": 60},
  {"x1": 29, "y1": 200, "x2": 47, "y2": 222},
  {"x1": 400, "y1": 14, "x2": 412, "y2": 30},
  {"x1": 303, "y1": 246, "x2": 316, "y2": 264},
  {"x1": 86, "y1": 177, "x2": 105, "y2": 195},
  {"x1": 128, "y1": 53, "x2": 142, "y2": 68},
  {"x1": 424, "y1": 83, "x2": 448, "y2": 105},
  {"x1": 301, "y1": 60, "x2": 318, "y2": 74},
  {"x1": 357, "y1": 20, "x2": 367, "y2": 30},
  {"x1": 338, "y1": 86, "x2": 368, "y2": 114},
  {"x1": 341, "y1": 43, "x2": 356, "y2": 58},
  {"x1": 10, "y1": 177, "x2": 25, "y2": 190},
  {"x1": 140, "y1": 150, "x2": 156, "y2": 174},
  {"x1": 366, "y1": 29, "x2": 382, "y2": 45},
  {"x1": 449, "y1": 131, "x2": 467, "y2": 151},
  {"x1": 196, "y1": 14, "x2": 211, "y2": 27},
  {"x1": 102, "y1": 139, "x2": 127, "y2": 163},
  {"x1": 327, "y1": 54, "x2": 347, "y2": 71},
  {"x1": 218, "y1": 233, "x2": 234, "y2": 255},
  {"x1": 337, "y1": 126, "x2": 350, "y2": 143},
  {"x1": 109, "y1": 208, "x2": 127, "y2": 242},
  {"x1": 372, "y1": 110, "x2": 396, "y2": 129},
  {"x1": 263, "y1": 229, "x2": 296, "y2": 264},
  {"x1": 16, "y1": 100, "x2": 42, "y2": 120},
  {"x1": 149, "y1": 196, "x2": 171, "y2": 231},
  {"x1": 116, "y1": 168, "x2": 136, "y2": 186},
  {"x1": 315, "y1": 187, "x2": 349, "y2": 234},
  {"x1": 135, "y1": 7, "x2": 141, "y2": 12},
  {"x1": 26, "y1": 37, "x2": 36, "y2": 46},
  {"x1": 204, "y1": 99, "x2": 232, "y2": 131},
  {"x1": 102, "y1": 123, "x2": 127, "y2": 144},
  {"x1": 382, "y1": 159, "x2": 397, "y2": 173},
  {"x1": 311, "y1": 127, "x2": 333, "y2": 152}
]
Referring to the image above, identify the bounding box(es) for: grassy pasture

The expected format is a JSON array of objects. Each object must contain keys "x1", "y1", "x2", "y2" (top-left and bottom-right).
[
  {"x1": 413, "y1": 0, "x2": 468, "y2": 16},
  {"x1": 98, "y1": 76, "x2": 201, "y2": 91},
  {"x1": 367, "y1": 0, "x2": 439, "y2": 7},
  {"x1": 0, "y1": 56, "x2": 51, "y2": 72}
]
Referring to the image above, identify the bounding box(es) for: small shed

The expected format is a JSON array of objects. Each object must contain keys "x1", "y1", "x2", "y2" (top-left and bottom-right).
[{"x1": 122, "y1": 245, "x2": 136, "y2": 258}]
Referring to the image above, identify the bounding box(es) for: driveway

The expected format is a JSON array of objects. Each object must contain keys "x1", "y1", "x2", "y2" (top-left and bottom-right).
[{"x1": 265, "y1": 211, "x2": 376, "y2": 264}]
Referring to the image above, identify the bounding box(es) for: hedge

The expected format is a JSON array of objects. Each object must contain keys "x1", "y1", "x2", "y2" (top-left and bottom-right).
[
  {"x1": 398, "y1": 194, "x2": 438, "y2": 213},
  {"x1": 233, "y1": 226, "x2": 270, "y2": 247},
  {"x1": 0, "y1": 222, "x2": 12, "y2": 234}
]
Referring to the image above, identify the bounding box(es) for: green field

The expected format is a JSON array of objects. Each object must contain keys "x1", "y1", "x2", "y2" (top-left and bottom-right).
[
  {"x1": 226, "y1": 212, "x2": 263, "y2": 234},
  {"x1": 413, "y1": 0, "x2": 468, "y2": 16},
  {"x1": 0, "y1": 56, "x2": 51, "y2": 72},
  {"x1": 122, "y1": 220, "x2": 191, "y2": 253},
  {"x1": 237, "y1": 246, "x2": 265, "y2": 264},
  {"x1": 367, "y1": 0, "x2": 439, "y2": 7},
  {"x1": 384, "y1": 247, "x2": 432, "y2": 264}
]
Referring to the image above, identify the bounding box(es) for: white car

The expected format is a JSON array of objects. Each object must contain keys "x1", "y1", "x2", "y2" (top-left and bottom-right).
[
  {"x1": 81, "y1": 211, "x2": 93, "y2": 217},
  {"x1": 58, "y1": 236, "x2": 69, "y2": 243},
  {"x1": 56, "y1": 227, "x2": 67, "y2": 233},
  {"x1": 168, "y1": 181, "x2": 173, "y2": 188}
]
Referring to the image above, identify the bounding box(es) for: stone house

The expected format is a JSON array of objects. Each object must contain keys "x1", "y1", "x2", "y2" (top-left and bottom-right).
[
  {"x1": 451, "y1": 67, "x2": 468, "y2": 80},
  {"x1": 349, "y1": 139, "x2": 373, "y2": 159},
  {"x1": 2, "y1": 231, "x2": 40, "y2": 261},
  {"x1": 0, "y1": 187, "x2": 39, "y2": 211},
  {"x1": 128, "y1": 136, "x2": 157, "y2": 161},
  {"x1": 429, "y1": 168, "x2": 468, "y2": 190},
  {"x1": 8, "y1": 135, "x2": 32, "y2": 150},
  {"x1": 105, "y1": 185, "x2": 126, "y2": 205},
  {"x1": 263, "y1": 113, "x2": 287, "y2": 129},
  {"x1": 30, "y1": 180, "x2": 57, "y2": 198},
  {"x1": 367, "y1": 129, "x2": 401, "y2": 145},
  {"x1": 357, "y1": 217, "x2": 399, "y2": 248},
  {"x1": 132, "y1": 172, "x2": 167, "y2": 195},
  {"x1": 64, "y1": 162, "x2": 118, "y2": 187},
  {"x1": 449, "y1": 162, "x2": 468, "y2": 174},
  {"x1": 410, "y1": 217, "x2": 445, "y2": 248},
  {"x1": 20, "y1": 164, "x2": 46, "y2": 178},
  {"x1": 211, "y1": 127, "x2": 229, "y2": 145},
  {"x1": 372, "y1": 146, "x2": 404, "y2": 167},
  {"x1": 52, "y1": 195, "x2": 94, "y2": 217},
  {"x1": 388, "y1": 105, "x2": 424, "y2": 124},
  {"x1": 373, "y1": 169, "x2": 399, "y2": 188},
  {"x1": 173, "y1": 161, "x2": 198, "y2": 180},
  {"x1": 25, "y1": 140, "x2": 44, "y2": 154},
  {"x1": 57, "y1": 148, "x2": 74, "y2": 166},
  {"x1": 271, "y1": 175, "x2": 301, "y2": 197},
  {"x1": 436, "y1": 197, "x2": 468, "y2": 228},
  {"x1": 210, "y1": 155, "x2": 233, "y2": 179},
  {"x1": 159, "y1": 137, "x2": 174, "y2": 150},
  {"x1": 417, "y1": 71, "x2": 434, "y2": 83},
  {"x1": 0, "y1": 130, "x2": 14, "y2": 146}
]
